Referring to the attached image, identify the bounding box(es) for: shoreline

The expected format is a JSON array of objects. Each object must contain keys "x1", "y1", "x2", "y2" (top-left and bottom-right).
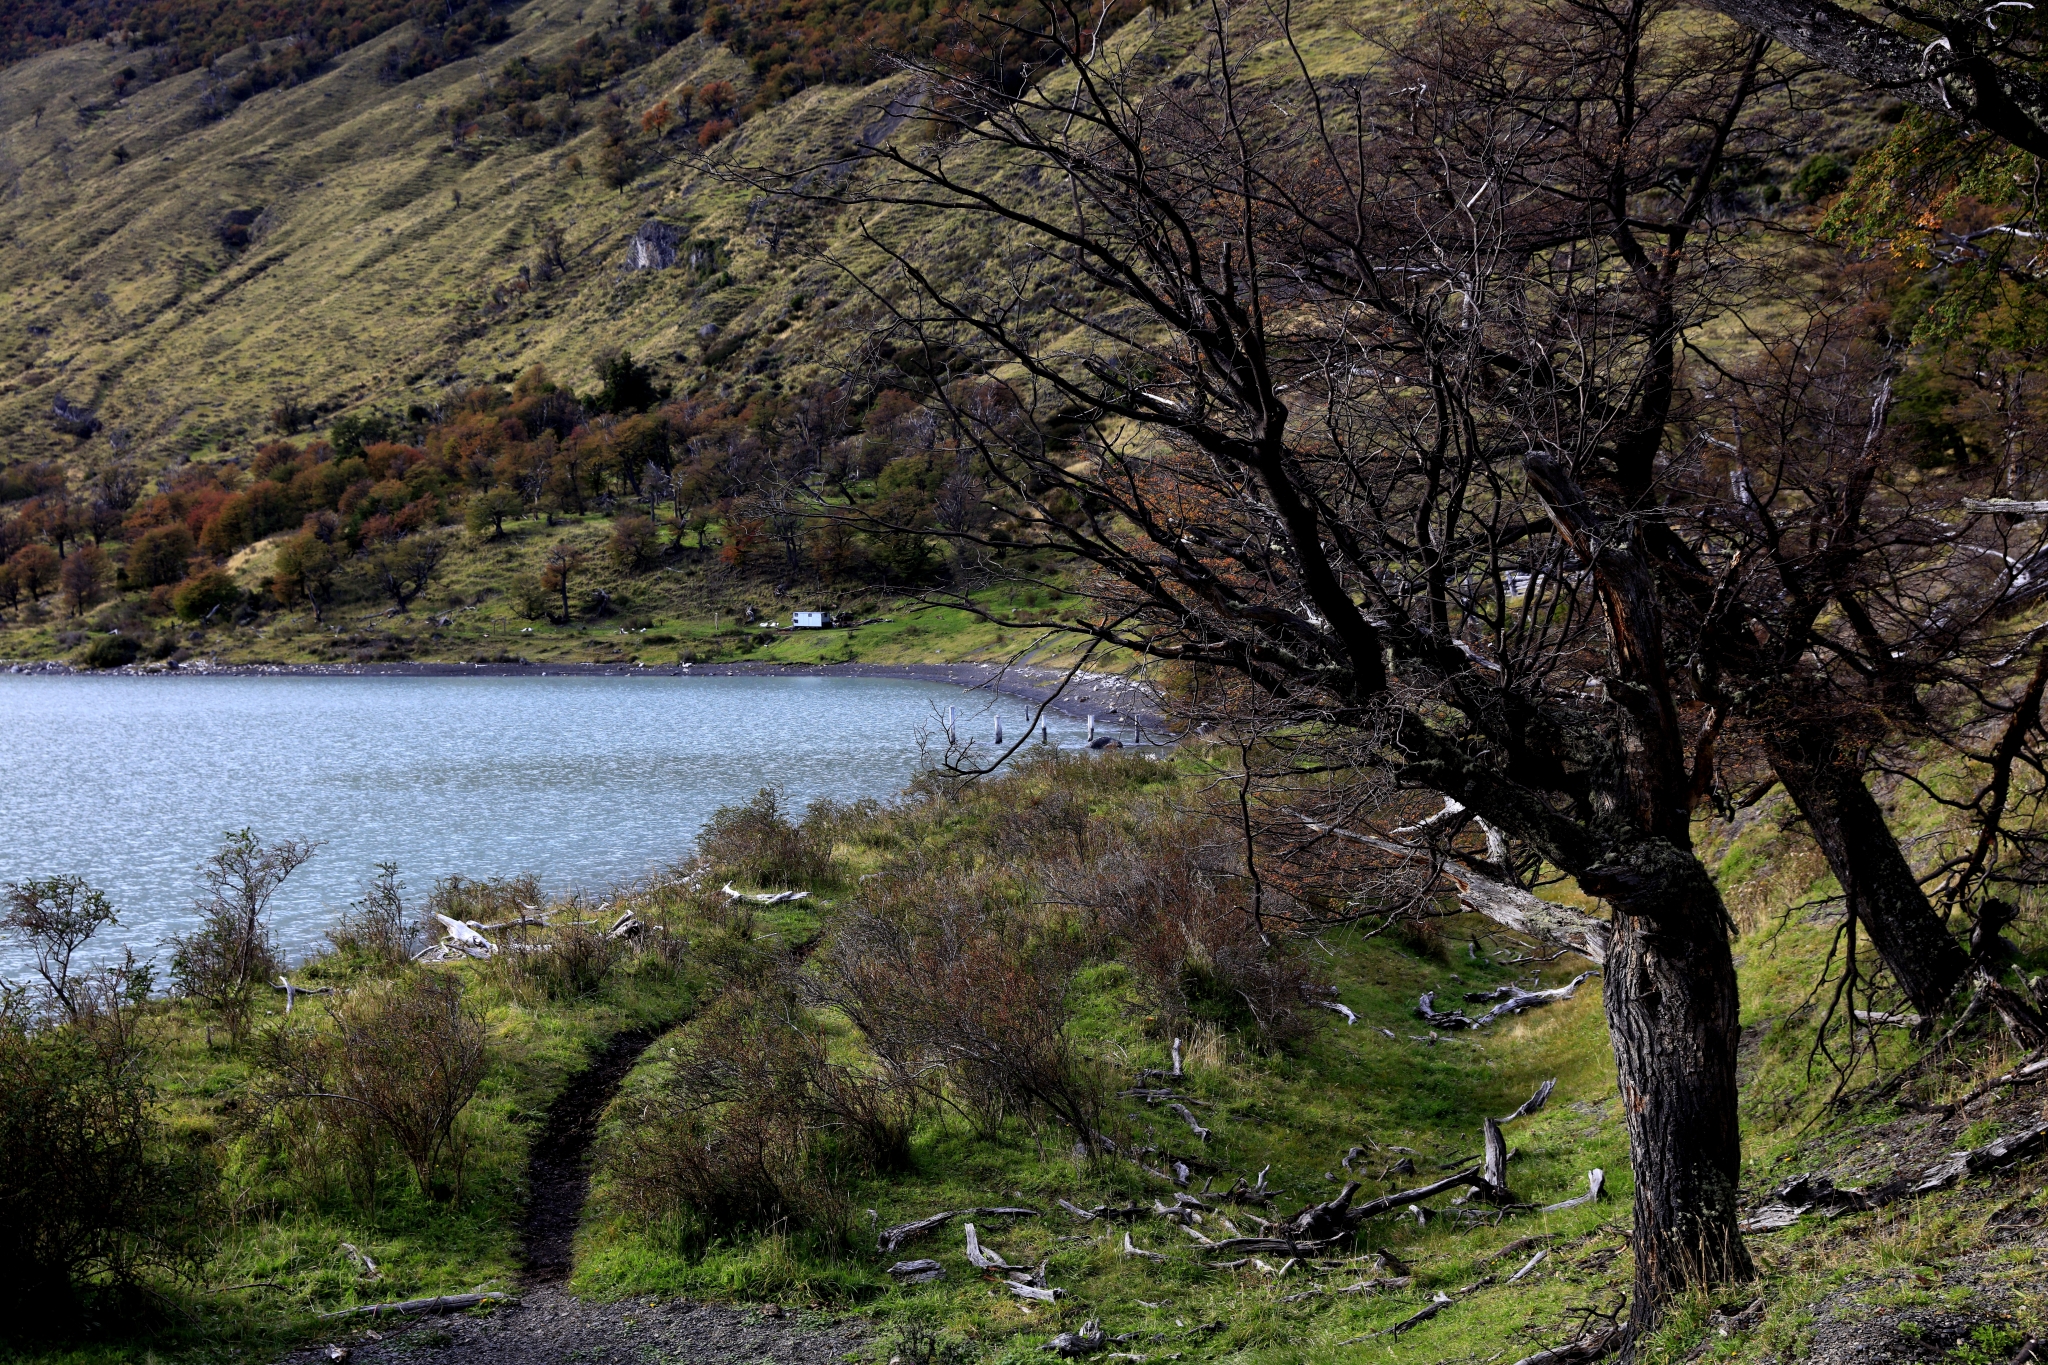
[{"x1": 2, "y1": 657, "x2": 1173, "y2": 735}]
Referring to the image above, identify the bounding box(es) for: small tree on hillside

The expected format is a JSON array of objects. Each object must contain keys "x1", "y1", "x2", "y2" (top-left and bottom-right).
[
  {"x1": 8, "y1": 544, "x2": 57, "y2": 603},
  {"x1": 375, "y1": 535, "x2": 446, "y2": 612},
  {"x1": 270, "y1": 531, "x2": 338, "y2": 622},
  {"x1": 540, "y1": 541, "x2": 587, "y2": 622},
  {"x1": 464, "y1": 488, "x2": 525, "y2": 541},
  {"x1": 170, "y1": 830, "x2": 314, "y2": 1044}
]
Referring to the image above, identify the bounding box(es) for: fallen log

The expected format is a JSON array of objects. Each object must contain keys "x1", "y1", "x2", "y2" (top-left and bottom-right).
[
  {"x1": 1420, "y1": 973, "x2": 1599, "y2": 1030},
  {"x1": 1168, "y1": 1103, "x2": 1211, "y2": 1142},
  {"x1": 1318, "y1": 1001, "x2": 1358, "y2": 1025},
  {"x1": 1121, "y1": 1232, "x2": 1166, "y2": 1261},
  {"x1": 886, "y1": 1259, "x2": 944, "y2": 1283},
  {"x1": 434, "y1": 914, "x2": 498, "y2": 956},
  {"x1": 876, "y1": 1205, "x2": 1040, "y2": 1253},
  {"x1": 273, "y1": 977, "x2": 335, "y2": 1014},
  {"x1": 1476, "y1": 1118, "x2": 1513, "y2": 1203},
  {"x1": 1502, "y1": 1079, "x2": 1556, "y2": 1122},
  {"x1": 1542, "y1": 1169, "x2": 1606, "y2": 1213},
  {"x1": 721, "y1": 883, "x2": 809, "y2": 904},
  {"x1": 1507, "y1": 1328, "x2": 1625, "y2": 1365},
  {"x1": 319, "y1": 1292, "x2": 513, "y2": 1320}
]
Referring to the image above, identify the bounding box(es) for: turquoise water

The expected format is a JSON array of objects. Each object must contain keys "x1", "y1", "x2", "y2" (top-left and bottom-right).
[{"x1": 0, "y1": 673, "x2": 1089, "y2": 971}]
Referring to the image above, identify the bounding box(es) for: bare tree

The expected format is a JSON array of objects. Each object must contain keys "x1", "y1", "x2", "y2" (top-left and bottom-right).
[{"x1": 736, "y1": 0, "x2": 1785, "y2": 1330}]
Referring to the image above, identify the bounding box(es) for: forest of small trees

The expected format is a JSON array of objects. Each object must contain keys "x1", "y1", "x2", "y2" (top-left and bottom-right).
[{"x1": 0, "y1": 351, "x2": 1018, "y2": 643}]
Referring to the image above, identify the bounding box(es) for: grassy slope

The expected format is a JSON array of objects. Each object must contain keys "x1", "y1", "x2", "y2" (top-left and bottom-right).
[
  {"x1": 13, "y1": 746, "x2": 2046, "y2": 1365},
  {"x1": 552, "y1": 754, "x2": 2048, "y2": 1365}
]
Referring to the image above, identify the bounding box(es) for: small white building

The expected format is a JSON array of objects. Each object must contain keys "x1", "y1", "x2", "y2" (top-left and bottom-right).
[{"x1": 792, "y1": 611, "x2": 831, "y2": 629}]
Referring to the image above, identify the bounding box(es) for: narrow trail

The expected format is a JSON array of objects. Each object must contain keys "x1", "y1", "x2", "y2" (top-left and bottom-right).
[
  {"x1": 289, "y1": 1024, "x2": 867, "y2": 1365},
  {"x1": 521, "y1": 1023, "x2": 664, "y2": 1283}
]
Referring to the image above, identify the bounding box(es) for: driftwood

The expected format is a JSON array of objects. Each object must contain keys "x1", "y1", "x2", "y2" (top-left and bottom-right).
[
  {"x1": 1742, "y1": 1121, "x2": 2048, "y2": 1233},
  {"x1": 1168, "y1": 1102, "x2": 1212, "y2": 1142},
  {"x1": 1418, "y1": 972, "x2": 1599, "y2": 1029},
  {"x1": 1542, "y1": 1169, "x2": 1606, "y2": 1212},
  {"x1": 1041, "y1": 1320, "x2": 1103, "y2": 1355},
  {"x1": 1502, "y1": 1079, "x2": 1556, "y2": 1122},
  {"x1": 1476, "y1": 1118, "x2": 1513, "y2": 1203},
  {"x1": 274, "y1": 977, "x2": 335, "y2": 1014},
  {"x1": 1121, "y1": 1232, "x2": 1167, "y2": 1260},
  {"x1": 475, "y1": 915, "x2": 552, "y2": 932},
  {"x1": 434, "y1": 914, "x2": 499, "y2": 956},
  {"x1": 1507, "y1": 1328, "x2": 1626, "y2": 1365},
  {"x1": 1853, "y1": 1009, "x2": 1924, "y2": 1030},
  {"x1": 721, "y1": 883, "x2": 809, "y2": 904},
  {"x1": 605, "y1": 910, "x2": 644, "y2": 940},
  {"x1": 876, "y1": 1205, "x2": 1039, "y2": 1253},
  {"x1": 886, "y1": 1259, "x2": 944, "y2": 1283},
  {"x1": 319, "y1": 1292, "x2": 513, "y2": 1319}
]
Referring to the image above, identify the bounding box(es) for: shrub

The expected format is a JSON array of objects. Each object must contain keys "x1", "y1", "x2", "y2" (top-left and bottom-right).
[
  {"x1": 169, "y1": 830, "x2": 314, "y2": 1043},
  {"x1": 326, "y1": 862, "x2": 423, "y2": 969},
  {"x1": 609, "y1": 513, "x2": 659, "y2": 570},
  {"x1": 600, "y1": 989, "x2": 909, "y2": 1254},
  {"x1": 819, "y1": 879, "x2": 1102, "y2": 1142},
  {"x1": 1, "y1": 876, "x2": 119, "y2": 1022},
  {"x1": 1055, "y1": 818, "x2": 1324, "y2": 1052},
  {"x1": 75, "y1": 633, "x2": 139, "y2": 669},
  {"x1": 171, "y1": 568, "x2": 241, "y2": 621},
  {"x1": 253, "y1": 973, "x2": 487, "y2": 1205},
  {"x1": 698, "y1": 788, "x2": 831, "y2": 887},
  {"x1": 0, "y1": 1000, "x2": 213, "y2": 1325},
  {"x1": 1791, "y1": 152, "x2": 1851, "y2": 202}
]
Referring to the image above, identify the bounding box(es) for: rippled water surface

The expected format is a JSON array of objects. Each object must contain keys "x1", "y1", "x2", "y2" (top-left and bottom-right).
[{"x1": 0, "y1": 672, "x2": 1089, "y2": 970}]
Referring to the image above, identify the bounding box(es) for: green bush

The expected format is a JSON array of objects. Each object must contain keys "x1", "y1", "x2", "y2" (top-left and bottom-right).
[
  {"x1": 699, "y1": 788, "x2": 831, "y2": 886},
  {"x1": 74, "y1": 634, "x2": 139, "y2": 669},
  {"x1": 0, "y1": 1007, "x2": 214, "y2": 1326},
  {"x1": 1791, "y1": 152, "x2": 1851, "y2": 202},
  {"x1": 171, "y1": 569, "x2": 241, "y2": 622}
]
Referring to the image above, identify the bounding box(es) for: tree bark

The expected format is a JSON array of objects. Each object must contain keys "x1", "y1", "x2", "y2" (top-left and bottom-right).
[
  {"x1": 1767, "y1": 730, "x2": 1970, "y2": 1018},
  {"x1": 1591, "y1": 847, "x2": 1755, "y2": 1328}
]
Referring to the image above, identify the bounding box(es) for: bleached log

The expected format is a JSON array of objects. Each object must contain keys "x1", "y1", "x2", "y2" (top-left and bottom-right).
[
  {"x1": 1008, "y1": 1281, "x2": 1063, "y2": 1302},
  {"x1": 877, "y1": 1209, "x2": 957, "y2": 1253},
  {"x1": 1966, "y1": 498, "x2": 2048, "y2": 516},
  {"x1": 1121, "y1": 1232, "x2": 1167, "y2": 1261},
  {"x1": 434, "y1": 914, "x2": 499, "y2": 955},
  {"x1": 1168, "y1": 1103, "x2": 1212, "y2": 1142},
  {"x1": 475, "y1": 915, "x2": 551, "y2": 932},
  {"x1": 964, "y1": 1223, "x2": 1010, "y2": 1270},
  {"x1": 1377, "y1": 1292, "x2": 1453, "y2": 1337},
  {"x1": 1317, "y1": 1001, "x2": 1358, "y2": 1025},
  {"x1": 721, "y1": 883, "x2": 809, "y2": 904},
  {"x1": 1502, "y1": 1079, "x2": 1556, "y2": 1122},
  {"x1": 1508, "y1": 1249, "x2": 1548, "y2": 1282},
  {"x1": 273, "y1": 977, "x2": 334, "y2": 1014},
  {"x1": 886, "y1": 1258, "x2": 944, "y2": 1283},
  {"x1": 1542, "y1": 1169, "x2": 1606, "y2": 1212},
  {"x1": 1478, "y1": 1118, "x2": 1513, "y2": 1203},
  {"x1": 1853, "y1": 1009, "x2": 1924, "y2": 1029},
  {"x1": 1293, "y1": 813, "x2": 1609, "y2": 964},
  {"x1": 319, "y1": 1291, "x2": 513, "y2": 1319},
  {"x1": 1418, "y1": 972, "x2": 1599, "y2": 1029}
]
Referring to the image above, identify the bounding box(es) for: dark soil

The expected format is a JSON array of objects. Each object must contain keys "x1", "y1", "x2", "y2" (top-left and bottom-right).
[{"x1": 522, "y1": 1024, "x2": 663, "y2": 1283}]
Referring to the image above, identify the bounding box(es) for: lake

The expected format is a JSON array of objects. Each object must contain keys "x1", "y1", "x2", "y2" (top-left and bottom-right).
[{"x1": 0, "y1": 672, "x2": 1095, "y2": 973}]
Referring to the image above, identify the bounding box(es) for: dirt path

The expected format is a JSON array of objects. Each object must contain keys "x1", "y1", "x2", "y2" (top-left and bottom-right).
[{"x1": 286, "y1": 1026, "x2": 869, "y2": 1365}]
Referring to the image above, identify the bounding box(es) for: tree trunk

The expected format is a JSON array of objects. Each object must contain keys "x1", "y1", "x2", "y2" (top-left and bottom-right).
[
  {"x1": 1767, "y1": 731, "x2": 1970, "y2": 1018},
  {"x1": 1593, "y1": 846, "x2": 1754, "y2": 1339}
]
